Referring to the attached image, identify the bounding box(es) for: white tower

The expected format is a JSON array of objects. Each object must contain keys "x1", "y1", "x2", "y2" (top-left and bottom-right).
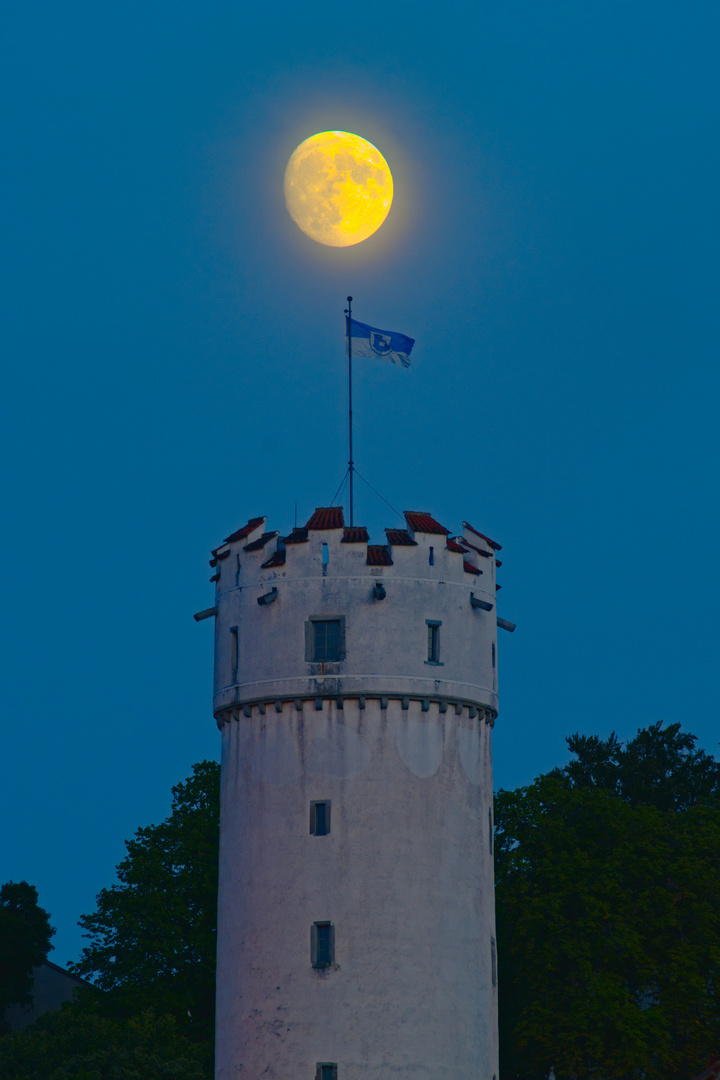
[{"x1": 202, "y1": 505, "x2": 510, "y2": 1080}]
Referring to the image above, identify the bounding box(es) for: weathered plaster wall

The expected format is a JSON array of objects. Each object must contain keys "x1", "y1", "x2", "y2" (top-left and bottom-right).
[{"x1": 215, "y1": 698, "x2": 497, "y2": 1080}]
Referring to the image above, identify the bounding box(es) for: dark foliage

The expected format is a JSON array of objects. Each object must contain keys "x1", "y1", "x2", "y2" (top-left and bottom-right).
[
  {"x1": 496, "y1": 722, "x2": 720, "y2": 1080},
  {"x1": 0, "y1": 881, "x2": 55, "y2": 1026},
  {"x1": 0, "y1": 1005, "x2": 212, "y2": 1079},
  {"x1": 70, "y1": 760, "x2": 220, "y2": 1045},
  {"x1": 556, "y1": 720, "x2": 720, "y2": 811}
]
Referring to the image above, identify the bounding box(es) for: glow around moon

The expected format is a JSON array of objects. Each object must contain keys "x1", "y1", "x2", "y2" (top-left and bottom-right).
[{"x1": 284, "y1": 131, "x2": 393, "y2": 247}]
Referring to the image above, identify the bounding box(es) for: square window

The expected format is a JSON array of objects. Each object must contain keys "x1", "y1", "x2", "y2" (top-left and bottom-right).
[
  {"x1": 311, "y1": 922, "x2": 335, "y2": 968},
  {"x1": 314, "y1": 620, "x2": 340, "y2": 661},
  {"x1": 306, "y1": 618, "x2": 345, "y2": 662},
  {"x1": 310, "y1": 801, "x2": 331, "y2": 836}
]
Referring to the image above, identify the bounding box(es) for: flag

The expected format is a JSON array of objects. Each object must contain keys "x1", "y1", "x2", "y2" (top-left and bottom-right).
[{"x1": 346, "y1": 317, "x2": 415, "y2": 368}]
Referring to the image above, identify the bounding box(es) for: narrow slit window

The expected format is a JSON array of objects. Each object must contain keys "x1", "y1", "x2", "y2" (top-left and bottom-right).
[
  {"x1": 322, "y1": 542, "x2": 329, "y2": 566},
  {"x1": 310, "y1": 801, "x2": 331, "y2": 836},
  {"x1": 428, "y1": 545, "x2": 434, "y2": 566},
  {"x1": 311, "y1": 922, "x2": 335, "y2": 968},
  {"x1": 491, "y1": 936, "x2": 497, "y2": 987},
  {"x1": 428, "y1": 623, "x2": 438, "y2": 661},
  {"x1": 492, "y1": 642, "x2": 496, "y2": 668},
  {"x1": 230, "y1": 627, "x2": 239, "y2": 682},
  {"x1": 489, "y1": 807, "x2": 493, "y2": 855},
  {"x1": 426, "y1": 620, "x2": 441, "y2": 664},
  {"x1": 316, "y1": 1065, "x2": 337, "y2": 1080}
]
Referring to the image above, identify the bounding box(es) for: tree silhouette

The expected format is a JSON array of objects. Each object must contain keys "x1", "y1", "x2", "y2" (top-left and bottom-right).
[
  {"x1": 496, "y1": 722, "x2": 720, "y2": 1080},
  {"x1": 0, "y1": 881, "x2": 55, "y2": 1026}
]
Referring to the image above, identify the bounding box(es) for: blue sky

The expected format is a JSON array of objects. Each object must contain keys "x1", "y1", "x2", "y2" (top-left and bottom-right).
[{"x1": 1, "y1": 1, "x2": 718, "y2": 965}]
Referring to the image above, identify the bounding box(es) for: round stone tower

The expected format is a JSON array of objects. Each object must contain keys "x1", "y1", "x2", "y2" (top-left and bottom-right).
[{"x1": 202, "y1": 505, "x2": 510, "y2": 1080}]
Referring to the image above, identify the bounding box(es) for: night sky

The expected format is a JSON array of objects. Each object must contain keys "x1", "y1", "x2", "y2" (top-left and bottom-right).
[{"x1": 2, "y1": 2, "x2": 718, "y2": 966}]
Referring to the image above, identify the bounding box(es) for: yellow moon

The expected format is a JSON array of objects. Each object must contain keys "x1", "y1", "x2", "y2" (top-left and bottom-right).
[{"x1": 284, "y1": 131, "x2": 393, "y2": 247}]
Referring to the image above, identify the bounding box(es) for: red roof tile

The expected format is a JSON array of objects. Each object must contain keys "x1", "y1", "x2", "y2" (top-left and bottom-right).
[
  {"x1": 306, "y1": 507, "x2": 345, "y2": 530},
  {"x1": 366, "y1": 545, "x2": 393, "y2": 566},
  {"x1": 461, "y1": 538, "x2": 492, "y2": 557},
  {"x1": 462, "y1": 521, "x2": 502, "y2": 551},
  {"x1": 385, "y1": 529, "x2": 417, "y2": 546},
  {"x1": 446, "y1": 538, "x2": 468, "y2": 554},
  {"x1": 224, "y1": 516, "x2": 265, "y2": 544},
  {"x1": 464, "y1": 560, "x2": 482, "y2": 576},
  {"x1": 243, "y1": 531, "x2": 278, "y2": 552},
  {"x1": 342, "y1": 526, "x2": 370, "y2": 543},
  {"x1": 404, "y1": 511, "x2": 450, "y2": 536},
  {"x1": 261, "y1": 550, "x2": 286, "y2": 569},
  {"x1": 283, "y1": 528, "x2": 309, "y2": 545}
]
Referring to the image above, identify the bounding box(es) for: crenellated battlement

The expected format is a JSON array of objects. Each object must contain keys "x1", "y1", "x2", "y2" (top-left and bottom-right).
[
  {"x1": 209, "y1": 506, "x2": 502, "y2": 600},
  {"x1": 204, "y1": 505, "x2": 507, "y2": 726}
]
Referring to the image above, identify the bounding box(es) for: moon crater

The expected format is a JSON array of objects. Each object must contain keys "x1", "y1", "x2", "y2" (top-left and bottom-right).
[{"x1": 284, "y1": 131, "x2": 393, "y2": 247}]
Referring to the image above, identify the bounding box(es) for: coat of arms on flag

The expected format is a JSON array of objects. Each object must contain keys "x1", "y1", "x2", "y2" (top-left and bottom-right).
[{"x1": 369, "y1": 331, "x2": 393, "y2": 356}]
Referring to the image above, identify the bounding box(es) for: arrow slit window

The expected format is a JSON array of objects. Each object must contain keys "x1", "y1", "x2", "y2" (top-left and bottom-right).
[
  {"x1": 311, "y1": 922, "x2": 335, "y2": 967},
  {"x1": 316, "y1": 1065, "x2": 337, "y2": 1080},
  {"x1": 230, "y1": 627, "x2": 238, "y2": 682},
  {"x1": 310, "y1": 801, "x2": 331, "y2": 836},
  {"x1": 426, "y1": 620, "x2": 442, "y2": 665}
]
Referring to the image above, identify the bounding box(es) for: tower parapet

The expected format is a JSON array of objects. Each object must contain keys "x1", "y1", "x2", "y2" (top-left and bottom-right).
[{"x1": 211, "y1": 507, "x2": 502, "y2": 725}]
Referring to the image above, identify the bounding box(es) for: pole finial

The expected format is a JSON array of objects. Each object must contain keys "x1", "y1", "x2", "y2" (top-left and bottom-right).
[{"x1": 347, "y1": 295, "x2": 353, "y2": 302}]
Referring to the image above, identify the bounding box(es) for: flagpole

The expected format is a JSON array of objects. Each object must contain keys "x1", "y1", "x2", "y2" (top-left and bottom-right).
[{"x1": 345, "y1": 295, "x2": 354, "y2": 526}]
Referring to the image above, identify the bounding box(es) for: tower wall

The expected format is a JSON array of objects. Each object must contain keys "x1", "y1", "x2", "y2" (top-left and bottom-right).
[{"x1": 210, "y1": 511, "x2": 502, "y2": 1080}]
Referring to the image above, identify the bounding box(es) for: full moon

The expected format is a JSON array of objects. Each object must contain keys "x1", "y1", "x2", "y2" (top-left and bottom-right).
[{"x1": 284, "y1": 131, "x2": 393, "y2": 247}]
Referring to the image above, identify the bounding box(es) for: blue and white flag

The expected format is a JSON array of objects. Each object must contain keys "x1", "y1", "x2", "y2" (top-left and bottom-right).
[{"x1": 346, "y1": 317, "x2": 415, "y2": 368}]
